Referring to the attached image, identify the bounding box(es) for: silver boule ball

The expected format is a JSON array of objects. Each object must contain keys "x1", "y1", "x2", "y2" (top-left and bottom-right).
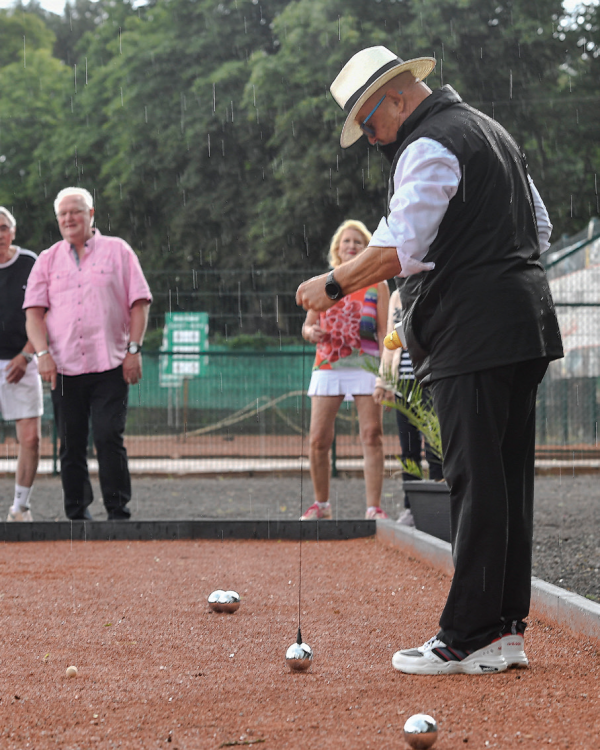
[
  {"x1": 208, "y1": 590, "x2": 225, "y2": 612},
  {"x1": 285, "y1": 641, "x2": 313, "y2": 672},
  {"x1": 218, "y1": 590, "x2": 241, "y2": 614},
  {"x1": 403, "y1": 714, "x2": 438, "y2": 749}
]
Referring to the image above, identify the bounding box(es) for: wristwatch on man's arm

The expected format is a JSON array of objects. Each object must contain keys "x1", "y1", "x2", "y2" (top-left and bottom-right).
[
  {"x1": 127, "y1": 342, "x2": 142, "y2": 355},
  {"x1": 324, "y1": 270, "x2": 344, "y2": 301},
  {"x1": 20, "y1": 351, "x2": 34, "y2": 364}
]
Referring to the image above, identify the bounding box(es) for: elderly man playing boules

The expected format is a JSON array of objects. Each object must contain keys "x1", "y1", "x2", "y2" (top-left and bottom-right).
[
  {"x1": 24, "y1": 187, "x2": 152, "y2": 521},
  {"x1": 296, "y1": 47, "x2": 563, "y2": 675},
  {"x1": 0, "y1": 207, "x2": 42, "y2": 521}
]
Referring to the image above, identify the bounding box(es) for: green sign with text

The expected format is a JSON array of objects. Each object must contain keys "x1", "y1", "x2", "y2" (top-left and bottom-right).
[{"x1": 159, "y1": 312, "x2": 209, "y2": 387}]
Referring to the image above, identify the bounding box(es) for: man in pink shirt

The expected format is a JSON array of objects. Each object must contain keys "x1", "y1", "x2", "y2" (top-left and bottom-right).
[{"x1": 24, "y1": 187, "x2": 152, "y2": 521}]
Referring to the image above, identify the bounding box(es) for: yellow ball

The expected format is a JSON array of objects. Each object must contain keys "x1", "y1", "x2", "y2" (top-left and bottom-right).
[{"x1": 66, "y1": 666, "x2": 78, "y2": 678}]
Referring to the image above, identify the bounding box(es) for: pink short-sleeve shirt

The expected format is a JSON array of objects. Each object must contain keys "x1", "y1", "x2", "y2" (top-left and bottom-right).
[{"x1": 23, "y1": 230, "x2": 152, "y2": 376}]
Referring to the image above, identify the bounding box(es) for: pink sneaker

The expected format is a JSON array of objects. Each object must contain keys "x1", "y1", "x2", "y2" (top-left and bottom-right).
[
  {"x1": 300, "y1": 502, "x2": 332, "y2": 520},
  {"x1": 365, "y1": 507, "x2": 389, "y2": 520}
]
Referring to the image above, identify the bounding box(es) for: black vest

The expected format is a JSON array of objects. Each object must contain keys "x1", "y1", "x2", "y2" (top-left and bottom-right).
[{"x1": 390, "y1": 86, "x2": 563, "y2": 382}]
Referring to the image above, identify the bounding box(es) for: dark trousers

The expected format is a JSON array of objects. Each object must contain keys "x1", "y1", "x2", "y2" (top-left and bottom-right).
[
  {"x1": 395, "y1": 385, "x2": 443, "y2": 508},
  {"x1": 52, "y1": 367, "x2": 131, "y2": 520},
  {"x1": 428, "y1": 359, "x2": 549, "y2": 651}
]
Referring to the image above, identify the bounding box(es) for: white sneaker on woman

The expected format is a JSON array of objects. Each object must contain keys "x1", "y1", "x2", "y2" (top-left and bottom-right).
[{"x1": 397, "y1": 509, "x2": 415, "y2": 526}]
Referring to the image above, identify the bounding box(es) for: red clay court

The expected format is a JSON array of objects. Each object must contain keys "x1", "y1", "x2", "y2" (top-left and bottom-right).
[{"x1": 1, "y1": 534, "x2": 598, "y2": 748}]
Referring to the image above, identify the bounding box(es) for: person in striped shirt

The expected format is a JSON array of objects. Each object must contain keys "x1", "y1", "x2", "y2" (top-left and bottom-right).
[{"x1": 374, "y1": 286, "x2": 443, "y2": 526}]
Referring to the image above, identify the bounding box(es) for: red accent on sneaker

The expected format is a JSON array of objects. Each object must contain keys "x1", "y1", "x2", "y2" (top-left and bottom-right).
[
  {"x1": 300, "y1": 502, "x2": 332, "y2": 520},
  {"x1": 365, "y1": 507, "x2": 389, "y2": 520}
]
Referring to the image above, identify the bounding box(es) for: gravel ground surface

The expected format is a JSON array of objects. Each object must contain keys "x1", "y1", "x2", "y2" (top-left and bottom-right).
[{"x1": 1, "y1": 472, "x2": 598, "y2": 602}]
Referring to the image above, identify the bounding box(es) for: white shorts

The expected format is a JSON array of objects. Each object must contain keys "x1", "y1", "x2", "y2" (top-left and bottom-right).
[
  {"x1": 307, "y1": 368, "x2": 377, "y2": 402},
  {"x1": 0, "y1": 358, "x2": 44, "y2": 421}
]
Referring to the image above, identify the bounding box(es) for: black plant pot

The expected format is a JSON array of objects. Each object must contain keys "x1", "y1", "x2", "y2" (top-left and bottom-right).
[{"x1": 403, "y1": 480, "x2": 451, "y2": 543}]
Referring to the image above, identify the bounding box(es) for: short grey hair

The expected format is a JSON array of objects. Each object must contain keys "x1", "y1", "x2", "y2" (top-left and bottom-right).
[
  {"x1": 0, "y1": 206, "x2": 16, "y2": 228},
  {"x1": 54, "y1": 187, "x2": 94, "y2": 216}
]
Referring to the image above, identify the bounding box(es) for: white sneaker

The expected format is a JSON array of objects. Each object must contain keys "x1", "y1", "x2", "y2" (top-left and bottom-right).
[
  {"x1": 397, "y1": 508, "x2": 415, "y2": 526},
  {"x1": 392, "y1": 636, "x2": 507, "y2": 675},
  {"x1": 502, "y1": 632, "x2": 529, "y2": 668},
  {"x1": 7, "y1": 509, "x2": 33, "y2": 522}
]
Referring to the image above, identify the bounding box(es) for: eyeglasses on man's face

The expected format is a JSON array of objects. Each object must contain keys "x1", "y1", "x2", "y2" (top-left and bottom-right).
[
  {"x1": 57, "y1": 209, "x2": 87, "y2": 220},
  {"x1": 359, "y1": 90, "x2": 403, "y2": 138}
]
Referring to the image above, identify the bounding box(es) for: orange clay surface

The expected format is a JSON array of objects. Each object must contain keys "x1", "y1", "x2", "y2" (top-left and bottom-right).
[{"x1": 0, "y1": 537, "x2": 598, "y2": 749}]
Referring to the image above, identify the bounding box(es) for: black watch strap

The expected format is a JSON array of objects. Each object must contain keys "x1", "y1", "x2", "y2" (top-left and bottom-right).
[{"x1": 324, "y1": 270, "x2": 344, "y2": 301}]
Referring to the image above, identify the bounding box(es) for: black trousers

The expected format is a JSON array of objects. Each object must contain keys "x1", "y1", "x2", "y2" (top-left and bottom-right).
[
  {"x1": 52, "y1": 367, "x2": 131, "y2": 520},
  {"x1": 395, "y1": 384, "x2": 443, "y2": 508},
  {"x1": 428, "y1": 359, "x2": 549, "y2": 651}
]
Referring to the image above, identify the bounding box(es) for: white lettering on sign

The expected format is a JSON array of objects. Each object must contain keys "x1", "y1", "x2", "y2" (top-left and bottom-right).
[{"x1": 173, "y1": 330, "x2": 201, "y2": 344}]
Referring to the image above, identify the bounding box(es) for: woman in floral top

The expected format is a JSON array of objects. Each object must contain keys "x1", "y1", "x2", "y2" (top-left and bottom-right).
[{"x1": 301, "y1": 220, "x2": 390, "y2": 520}]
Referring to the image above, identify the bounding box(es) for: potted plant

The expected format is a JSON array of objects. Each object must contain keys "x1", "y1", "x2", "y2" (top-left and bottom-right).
[{"x1": 369, "y1": 362, "x2": 451, "y2": 542}]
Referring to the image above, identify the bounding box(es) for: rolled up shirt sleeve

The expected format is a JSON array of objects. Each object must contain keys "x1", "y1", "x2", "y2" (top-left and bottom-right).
[
  {"x1": 23, "y1": 251, "x2": 50, "y2": 309},
  {"x1": 528, "y1": 175, "x2": 553, "y2": 253},
  {"x1": 369, "y1": 138, "x2": 461, "y2": 277},
  {"x1": 125, "y1": 246, "x2": 153, "y2": 307}
]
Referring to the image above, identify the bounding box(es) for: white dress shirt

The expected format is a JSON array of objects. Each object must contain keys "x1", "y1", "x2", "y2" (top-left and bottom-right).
[{"x1": 369, "y1": 137, "x2": 552, "y2": 277}]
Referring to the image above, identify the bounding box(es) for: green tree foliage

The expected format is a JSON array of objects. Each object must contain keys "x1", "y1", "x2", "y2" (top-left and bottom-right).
[
  {"x1": 50, "y1": 0, "x2": 134, "y2": 66},
  {"x1": 12, "y1": 0, "x2": 123, "y2": 65},
  {"x1": 0, "y1": 8, "x2": 70, "y2": 248},
  {"x1": 396, "y1": 0, "x2": 589, "y2": 235},
  {"x1": 550, "y1": 2, "x2": 600, "y2": 227},
  {"x1": 245, "y1": 0, "x2": 408, "y2": 269},
  {"x1": 40, "y1": 0, "x2": 291, "y2": 271},
  {"x1": 0, "y1": 7, "x2": 54, "y2": 67}
]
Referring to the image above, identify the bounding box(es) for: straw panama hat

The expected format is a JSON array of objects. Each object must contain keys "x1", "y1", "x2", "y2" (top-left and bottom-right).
[{"x1": 330, "y1": 46, "x2": 436, "y2": 148}]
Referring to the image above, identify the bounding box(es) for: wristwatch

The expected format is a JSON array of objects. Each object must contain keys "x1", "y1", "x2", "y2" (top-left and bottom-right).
[
  {"x1": 21, "y1": 351, "x2": 34, "y2": 364},
  {"x1": 324, "y1": 270, "x2": 344, "y2": 301},
  {"x1": 127, "y1": 342, "x2": 142, "y2": 355}
]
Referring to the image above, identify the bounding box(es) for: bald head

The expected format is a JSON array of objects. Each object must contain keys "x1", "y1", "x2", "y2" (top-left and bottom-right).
[{"x1": 382, "y1": 71, "x2": 431, "y2": 100}]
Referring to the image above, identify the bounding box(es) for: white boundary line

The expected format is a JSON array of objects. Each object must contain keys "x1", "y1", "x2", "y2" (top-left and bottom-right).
[
  {"x1": 0, "y1": 458, "x2": 404, "y2": 475},
  {"x1": 1, "y1": 457, "x2": 596, "y2": 475},
  {"x1": 376, "y1": 519, "x2": 600, "y2": 643}
]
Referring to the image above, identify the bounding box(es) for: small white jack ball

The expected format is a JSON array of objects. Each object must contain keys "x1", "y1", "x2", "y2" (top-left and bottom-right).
[{"x1": 66, "y1": 666, "x2": 78, "y2": 678}]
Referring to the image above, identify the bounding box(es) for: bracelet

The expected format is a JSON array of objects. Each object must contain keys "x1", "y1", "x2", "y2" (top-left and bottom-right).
[{"x1": 36, "y1": 350, "x2": 50, "y2": 357}]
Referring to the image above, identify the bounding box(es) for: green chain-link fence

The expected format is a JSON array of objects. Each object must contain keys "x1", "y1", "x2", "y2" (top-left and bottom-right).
[{"x1": 2, "y1": 221, "x2": 600, "y2": 471}]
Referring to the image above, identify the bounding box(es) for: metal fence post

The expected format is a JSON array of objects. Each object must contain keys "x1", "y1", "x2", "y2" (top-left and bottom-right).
[
  {"x1": 592, "y1": 377, "x2": 598, "y2": 447},
  {"x1": 537, "y1": 376, "x2": 547, "y2": 445},
  {"x1": 562, "y1": 378, "x2": 569, "y2": 445},
  {"x1": 52, "y1": 418, "x2": 58, "y2": 476},
  {"x1": 331, "y1": 427, "x2": 338, "y2": 478}
]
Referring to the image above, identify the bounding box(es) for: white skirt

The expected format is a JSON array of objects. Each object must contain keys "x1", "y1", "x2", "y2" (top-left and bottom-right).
[{"x1": 307, "y1": 368, "x2": 377, "y2": 402}]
